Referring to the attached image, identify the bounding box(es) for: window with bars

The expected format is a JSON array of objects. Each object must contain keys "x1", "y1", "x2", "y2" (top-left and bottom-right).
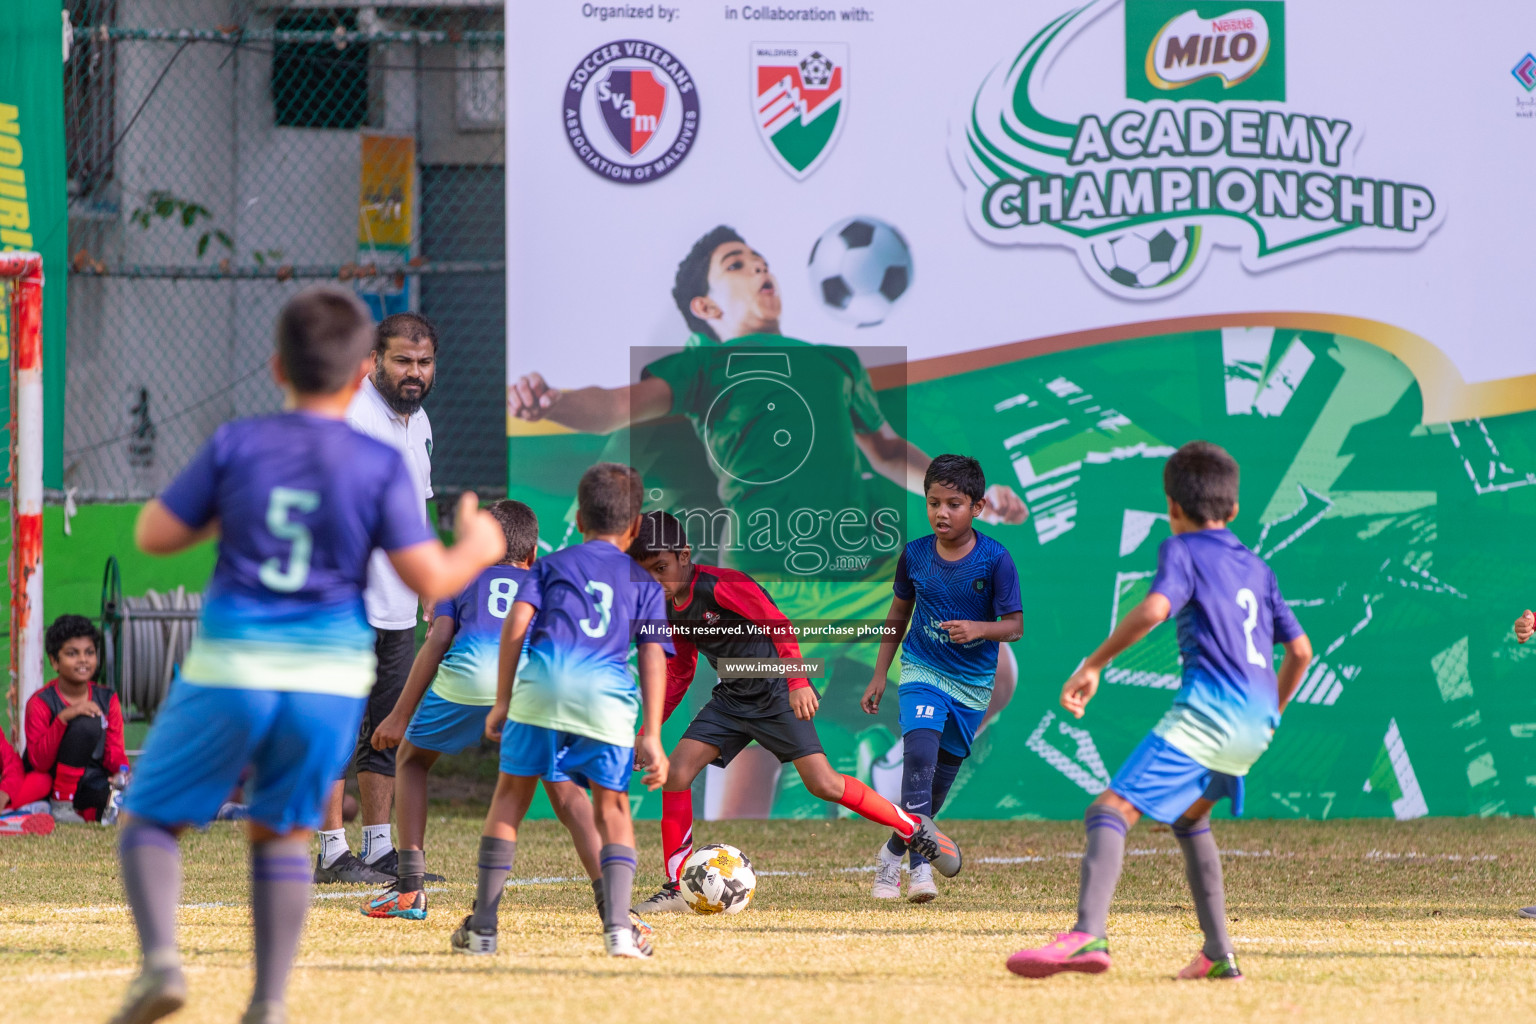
[{"x1": 270, "y1": 8, "x2": 371, "y2": 130}]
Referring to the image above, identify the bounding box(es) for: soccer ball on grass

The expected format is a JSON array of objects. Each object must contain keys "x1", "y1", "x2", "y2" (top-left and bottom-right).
[{"x1": 680, "y1": 843, "x2": 757, "y2": 915}]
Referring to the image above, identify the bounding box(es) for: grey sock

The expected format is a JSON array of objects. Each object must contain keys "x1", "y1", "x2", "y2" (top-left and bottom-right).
[
  {"x1": 119, "y1": 823, "x2": 184, "y2": 965},
  {"x1": 397, "y1": 849, "x2": 426, "y2": 894},
  {"x1": 1174, "y1": 814, "x2": 1232, "y2": 960},
  {"x1": 470, "y1": 837, "x2": 516, "y2": 932},
  {"x1": 599, "y1": 844, "x2": 638, "y2": 933},
  {"x1": 591, "y1": 878, "x2": 606, "y2": 921},
  {"x1": 251, "y1": 838, "x2": 312, "y2": 1006},
  {"x1": 1072, "y1": 804, "x2": 1129, "y2": 938}
]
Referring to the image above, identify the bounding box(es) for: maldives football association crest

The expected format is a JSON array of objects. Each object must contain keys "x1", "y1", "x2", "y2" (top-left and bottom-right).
[
  {"x1": 752, "y1": 43, "x2": 847, "y2": 180},
  {"x1": 564, "y1": 40, "x2": 700, "y2": 185}
]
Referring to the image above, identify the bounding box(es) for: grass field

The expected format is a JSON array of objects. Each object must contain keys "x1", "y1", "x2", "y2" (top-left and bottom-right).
[{"x1": 3, "y1": 814, "x2": 1535, "y2": 1023}]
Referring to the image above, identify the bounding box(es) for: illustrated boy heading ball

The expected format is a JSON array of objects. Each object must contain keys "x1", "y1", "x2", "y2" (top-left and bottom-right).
[{"x1": 808, "y1": 216, "x2": 913, "y2": 328}]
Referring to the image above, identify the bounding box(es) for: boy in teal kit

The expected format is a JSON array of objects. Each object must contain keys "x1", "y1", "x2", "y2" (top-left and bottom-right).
[
  {"x1": 863, "y1": 455, "x2": 1022, "y2": 902},
  {"x1": 363, "y1": 500, "x2": 607, "y2": 921},
  {"x1": 1007, "y1": 441, "x2": 1312, "y2": 981},
  {"x1": 108, "y1": 286, "x2": 504, "y2": 1024},
  {"x1": 452, "y1": 463, "x2": 673, "y2": 959}
]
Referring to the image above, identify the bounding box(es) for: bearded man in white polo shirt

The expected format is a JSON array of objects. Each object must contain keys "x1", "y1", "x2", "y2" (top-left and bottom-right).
[{"x1": 313, "y1": 311, "x2": 439, "y2": 884}]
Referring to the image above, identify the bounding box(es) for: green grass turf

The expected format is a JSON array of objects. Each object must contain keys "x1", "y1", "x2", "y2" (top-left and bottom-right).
[{"x1": 2, "y1": 816, "x2": 1535, "y2": 1023}]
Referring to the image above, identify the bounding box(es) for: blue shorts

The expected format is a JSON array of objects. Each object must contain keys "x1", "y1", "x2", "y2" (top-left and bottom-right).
[
  {"x1": 1109, "y1": 731, "x2": 1244, "y2": 825},
  {"x1": 404, "y1": 691, "x2": 490, "y2": 755},
  {"x1": 126, "y1": 679, "x2": 363, "y2": 832},
  {"x1": 898, "y1": 682, "x2": 986, "y2": 758},
  {"x1": 498, "y1": 721, "x2": 631, "y2": 792}
]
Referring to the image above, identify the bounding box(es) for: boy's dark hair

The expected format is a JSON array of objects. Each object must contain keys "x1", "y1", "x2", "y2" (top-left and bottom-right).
[
  {"x1": 46, "y1": 614, "x2": 100, "y2": 662},
  {"x1": 488, "y1": 499, "x2": 538, "y2": 564},
  {"x1": 628, "y1": 510, "x2": 688, "y2": 560},
  {"x1": 924, "y1": 454, "x2": 987, "y2": 504},
  {"x1": 376, "y1": 311, "x2": 438, "y2": 355},
  {"x1": 673, "y1": 225, "x2": 745, "y2": 341},
  {"x1": 275, "y1": 285, "x2": 375, "y2": 394},
  {"x1": 578, "y1": 462, "x2": 644, "y2": 535},
  {"x1": 1164, "y1": 441, "x2": 1240, "y2": 523}
]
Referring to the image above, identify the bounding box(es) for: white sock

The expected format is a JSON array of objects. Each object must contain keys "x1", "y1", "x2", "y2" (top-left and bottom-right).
[
  {"x1": 361, "y1": 824, "x2": 393, "y2": 864},
  {"x1": 319, "y1": 829, "x2": 350, "y2": 868}
]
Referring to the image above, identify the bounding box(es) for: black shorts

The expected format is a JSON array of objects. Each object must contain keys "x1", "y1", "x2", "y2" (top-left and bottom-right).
[
  {"x1": 681, "y1": 698, "x2": 824, "y2": 768},
  {"x1": 346, "y1": 626, "x2": 415, "y2": 777}
]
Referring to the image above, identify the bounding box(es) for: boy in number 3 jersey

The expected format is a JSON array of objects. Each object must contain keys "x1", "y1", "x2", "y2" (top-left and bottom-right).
[
  {"x1": 108, "y1": 287, "x2": 506, "y2": 1024},
  {"x1": 363, "y1": 500, "x2": 609, "y2": 922},
  {"x1": 1007, "y1": 441, "x2": 1312, "y2": 982}
]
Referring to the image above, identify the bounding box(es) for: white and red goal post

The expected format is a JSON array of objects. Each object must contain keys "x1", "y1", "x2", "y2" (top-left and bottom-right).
[{"x1": 2, "y1": 251, "x2": 42, "y2": 752}]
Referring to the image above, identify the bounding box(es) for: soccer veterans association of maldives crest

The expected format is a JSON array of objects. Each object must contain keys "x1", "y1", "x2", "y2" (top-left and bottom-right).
[
  {"x1": 752, "y1": 43, "x2": 848, "y2": 180},
  {"x1": 564, "y1": 40, "x2": 700, "y2": 184}
]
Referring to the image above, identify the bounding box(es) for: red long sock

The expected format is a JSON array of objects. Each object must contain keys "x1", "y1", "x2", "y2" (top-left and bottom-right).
[
  {"x1": 52, "y1": 764, "x2": 84, "y2": 803},
  {"x1": 836, "y1": 776, "x2": 916, "y2": 838},
  {"x1": 661, "y1": 789, "x2": 694, "y2": 884}
]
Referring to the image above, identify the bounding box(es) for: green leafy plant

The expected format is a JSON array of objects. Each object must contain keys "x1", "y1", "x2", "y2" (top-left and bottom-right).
[{"x1": 128, "y1": 190, "x2": 234, "y2": 260}]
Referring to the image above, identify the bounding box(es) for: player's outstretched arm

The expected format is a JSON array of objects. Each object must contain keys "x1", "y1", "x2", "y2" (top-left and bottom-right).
[
  {"x1": 134, "y1": 500, "x2": 218, "y2": 555},
  {"x1": 1061, "y1": 593, "x2": 1171, "y2": 719},
  {"x1": 854, "y1": 424, "x2": 930, "y2": 495},
  {"x1": 373, "y1": 615, "x2": 454, "y2": 750},
  {"x1": 862, "y1": 595, "x2": 914, "y2": 714},
  {"x1": 508, "y1": 373, "x2": 672, "y2": 435},
  {"x1": 635, "y1": 643, "x2": 670, "y2": 790},
  {"x1": 387, "y1": 493, "x2": 506, "y2": 607},
  {"x1": 1516, "y1": 610, "x2": 1535, "y2": 644},
  {"x1": 939, "y1": 611, "x2": 1023, "y2": 644},
  {"x1": 1275, "y1": 634, "x2": 1315, "y2": 712}
]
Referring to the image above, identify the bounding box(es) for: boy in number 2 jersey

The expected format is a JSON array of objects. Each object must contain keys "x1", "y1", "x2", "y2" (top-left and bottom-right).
[
  {"x1": 1006, "y1": 441, "x2": 1312, "y2": 982},
  {"x1": 108, "y1": 287, "x2": 505, "y2": 1024}
]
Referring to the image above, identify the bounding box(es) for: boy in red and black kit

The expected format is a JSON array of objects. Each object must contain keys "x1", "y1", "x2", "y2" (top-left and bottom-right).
[
  {"x1": 24, "y1": 614, "x2": 128, "y2": 824},
  {"x1": 628, "y1": 511, "x2": 961, "y2": 913}
]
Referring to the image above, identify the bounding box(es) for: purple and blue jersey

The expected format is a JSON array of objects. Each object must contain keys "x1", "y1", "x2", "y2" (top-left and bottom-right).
[
  {"x1": 158, "y1": 412, "x2": 434, "y2": 698},
  {"x1": 893, "y1": 531, "x2": 1023, "y2": 710},
  {"x1": 1148, "y1": 529, "x2": 1305, "y2": 776},
  {"x1": 429, "y1": 564, "x2": 533, "y2": 706},
  {"x1": 508, "y1": 540, "x2": 673, "y2": 746}
]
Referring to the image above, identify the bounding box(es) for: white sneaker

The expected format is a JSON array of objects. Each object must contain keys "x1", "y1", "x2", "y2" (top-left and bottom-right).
[
  {"x1": 873, "y1": 844, "x2": 903, "y2": 899},
  {"x1": 634, "y1": 882, "x2": 693, "y2": 914},
  {"x1": 907, "y1": 862, "x2": 938, "y2": 903},
  {"x1": 605, "y1": 924, "x2": 654, "y2": 958},
  {"x1": 49, "y1": 800, "x2": 87, "y2": 825}
]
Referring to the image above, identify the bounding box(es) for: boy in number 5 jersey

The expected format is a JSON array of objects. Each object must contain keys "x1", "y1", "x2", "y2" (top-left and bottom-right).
[
  {"x1": 108, "y1": 287, "x2": 506, "y2": 1024},
  {"x1": 1007, "y1": 441, "x2": 1312, "y2": 982}
]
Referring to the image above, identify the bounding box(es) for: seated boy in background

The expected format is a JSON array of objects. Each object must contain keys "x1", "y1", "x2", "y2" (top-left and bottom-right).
[
  {"x1": 364, "y1": 499, "x2": 607, "y2": 921},
  {"x1": 862, "y1": 455, "x2": 1022, "y2": 903},
  {"x1": 22, "y1": 615, "x2": 129, "y2": 824},
  {"x1": 1006, "y1": 441, "x2": 1312, "y2": 982}
]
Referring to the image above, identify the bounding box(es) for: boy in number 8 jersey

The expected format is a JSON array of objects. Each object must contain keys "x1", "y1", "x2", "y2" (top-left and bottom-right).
[
  {"x1": 109, "y1": 287, "x2": 505, "y2": 1024},
  {"x1": 1006, "y1": 441, "x2": 1312, "y2": 981},
  {"x1": 362, "y1": 500, "x2": 609, "y2": 921}
]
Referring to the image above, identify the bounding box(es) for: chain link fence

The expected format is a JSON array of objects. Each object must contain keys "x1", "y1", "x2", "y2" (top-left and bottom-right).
[{"x1": 62, "y1": 0, "x2": 508, "y2": 502}]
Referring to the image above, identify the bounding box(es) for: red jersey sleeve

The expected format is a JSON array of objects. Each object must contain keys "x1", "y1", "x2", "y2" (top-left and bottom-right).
[
  {"x1": 663, "y1": 638, "x2": 699, "y2": 723},
  {"x1": 712, "y1": 575, "x2": 810, "y2": 691},
  {"x1": 104, "y1": 692, "x2": 128, "y2": 773},
  {"x1": 23, "y1": 689, "x2": 60, "y2": 774}
]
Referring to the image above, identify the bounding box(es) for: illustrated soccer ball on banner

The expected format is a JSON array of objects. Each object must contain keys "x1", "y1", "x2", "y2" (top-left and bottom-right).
[
  {"x1": 808, "y1": 216, "x2": 913, "y2": 327},
  {"x1": 1088, "y1": 224, "x2": 1199, "y2": 291},
  {"x1": 680, "y1": 844, "x2": 758, "y2": 915}
]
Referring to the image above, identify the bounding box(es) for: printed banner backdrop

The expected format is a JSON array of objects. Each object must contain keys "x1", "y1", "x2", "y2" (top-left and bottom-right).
[
  {"x1": 506, "y1": 0, "x2": 1536, "y2": 821},
  {"x1": 0, "y1": 6, "x2": 67, "y2": 488}
]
